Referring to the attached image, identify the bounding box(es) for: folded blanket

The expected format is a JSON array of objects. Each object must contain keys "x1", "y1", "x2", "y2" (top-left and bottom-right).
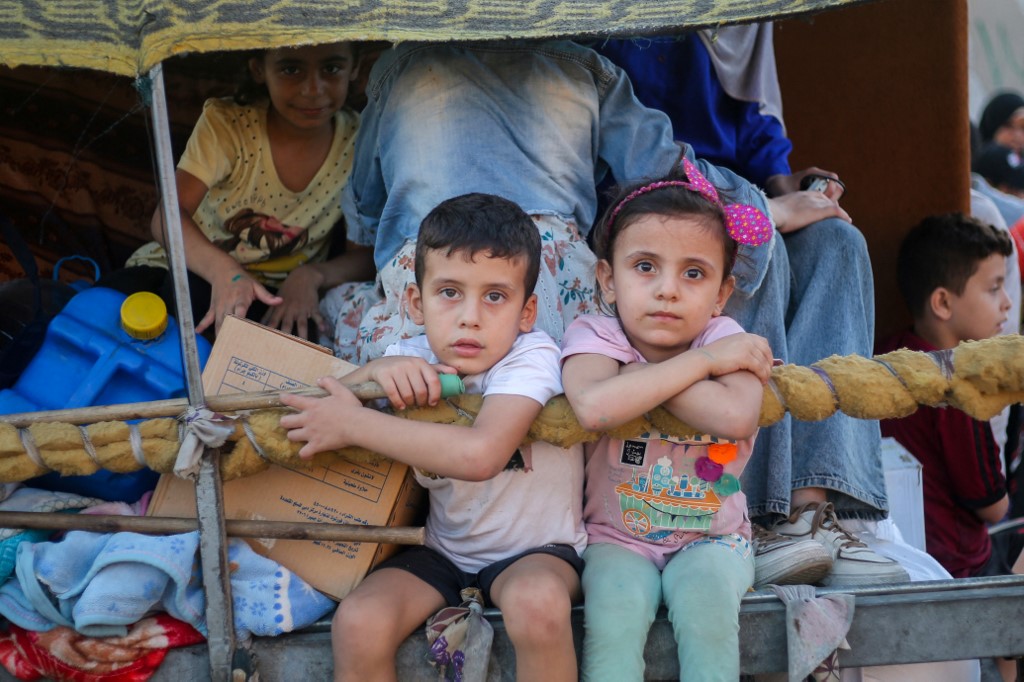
[
  {"x1": 79, "y1": 491, "x2": 151, "y2": 518},
  {"x1": 0, "y1": 489, "x2": 106, "y2": 542},
  {"x1": 8, "y1": 530, "x2": 204, "y2": 637},
  {"x1": 0, "y1": 488, "x2": 108, "y2": 585},
  {"x1": 0, "y1": 613, "x2": 204, "y2": 682},
  {"x1": 227, "y1": 536, "x2": 336, "y2": 639},
  {"x1": 0, "y1": 531, "x2": 333, "y2": 641}
]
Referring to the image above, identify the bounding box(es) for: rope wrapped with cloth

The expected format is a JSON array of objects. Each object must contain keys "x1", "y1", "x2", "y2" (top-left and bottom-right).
[
  {"x1": 758, "y1": 335, "x2": 1024, "y2": 424},
  {"x1": 0, "y1": 335, "x2": 1022, "y2": 484}
]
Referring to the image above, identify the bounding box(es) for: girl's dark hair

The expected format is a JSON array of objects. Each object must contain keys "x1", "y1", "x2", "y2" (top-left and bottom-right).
[
  {"x1": 232, "y1": 43, "x2": 361, "y2": 106},
  {"x1": 594, "y1": 167, "x2": 739, "y2": 277},
  {"x1": 233, "y1": 50, "x2": 268, "y2": 105}
]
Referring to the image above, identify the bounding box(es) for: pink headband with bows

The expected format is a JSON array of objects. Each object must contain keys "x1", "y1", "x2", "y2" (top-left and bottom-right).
[{"x1": 607, "y1": 158, "x2": 773, "y2": 247}]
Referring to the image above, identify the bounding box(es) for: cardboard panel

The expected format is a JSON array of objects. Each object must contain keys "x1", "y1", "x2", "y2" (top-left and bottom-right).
[{"x1": 148, "y1": 316, "x2": 424, "y2": 601}]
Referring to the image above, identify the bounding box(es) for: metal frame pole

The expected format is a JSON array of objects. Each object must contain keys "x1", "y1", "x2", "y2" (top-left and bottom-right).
[{"x1": 147, "y1": 62, "x2": 236, "y2": 680}]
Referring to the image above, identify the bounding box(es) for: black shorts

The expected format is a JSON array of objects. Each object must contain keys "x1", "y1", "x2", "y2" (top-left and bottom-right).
[
  {"x1": 977, "y1": 524, "x2": 1024, "y2": 577},
  {"x1": 374, "y1": 543, "x2": 584, "y2": 607}
]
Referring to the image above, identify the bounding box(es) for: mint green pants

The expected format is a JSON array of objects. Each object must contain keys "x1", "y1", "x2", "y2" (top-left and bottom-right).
[{"x1": 581, "y1": 538, "x2": 754, "y2": 682}]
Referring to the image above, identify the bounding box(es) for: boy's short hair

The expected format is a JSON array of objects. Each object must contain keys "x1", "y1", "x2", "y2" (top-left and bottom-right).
[
  {"x1": 414, "y1": 193, "x2": 540, "y2": 296},
  {"x1": 897, "y1": 212, "x2": 1013, "y2": 317}
]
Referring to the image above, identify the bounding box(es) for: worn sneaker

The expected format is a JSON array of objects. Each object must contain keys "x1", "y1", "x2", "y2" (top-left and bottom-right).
[
  {"x1": 752, "y1": 523, "x2": 833, "y2": 589},
  {"x1": 771, "y1": 502, "x2": 911, "y2": 586}
]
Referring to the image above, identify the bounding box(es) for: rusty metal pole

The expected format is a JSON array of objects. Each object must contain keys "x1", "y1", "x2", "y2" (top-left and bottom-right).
[{"x1": 148, "y1": 63, "x2": 236, "y2": 681}]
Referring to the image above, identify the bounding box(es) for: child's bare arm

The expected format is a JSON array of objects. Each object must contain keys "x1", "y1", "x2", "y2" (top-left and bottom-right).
[
  {"x1": 336, "y1": 356, "x2": 458, "y2": 410},
  {"x1": 975, "y1": 494, "x2": 1009, "y2": 524},
  {"x1": 279, "y1": 378, "x2": 363, "y2": 454},
  {"x1": 152, "y1": 169, "x2": 282, "y2": 334},
  {"x1": 562, "y1": 332, "x2": 771, "y2": 437},
  {"x1": 562, "y1": 352, "x2": 643, "y2": 431},
  {"x1": 659, "y1": 370, "x2": 764, "y2": 440},
  {"x1": 650, "y1": 334, "x2": 770, "y2": 438},
  {"x1": 689, "y1": 332, "x2": 774, "y2": 382},
  {"x1": 261, "y1": 245, "x2": 376, "y2": 341},
  {"x1": 280, "y1": 377, "x2": 540, "y2": 480}
]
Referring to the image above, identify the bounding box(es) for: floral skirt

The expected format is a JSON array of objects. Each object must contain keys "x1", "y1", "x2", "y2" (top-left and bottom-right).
[{"x1": 320, "y1": 214, "x2": 599, "y2": 364}]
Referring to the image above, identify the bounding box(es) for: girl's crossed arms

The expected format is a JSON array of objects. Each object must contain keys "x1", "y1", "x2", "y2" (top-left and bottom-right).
[{"x1": 564, "y1": 330, "x2": 772, "y2": 440}]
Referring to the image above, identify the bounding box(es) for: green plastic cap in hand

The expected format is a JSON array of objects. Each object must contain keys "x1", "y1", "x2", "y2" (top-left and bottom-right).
[{"x1": 439, "y1": 373, "x2": 465, "y2": 397}]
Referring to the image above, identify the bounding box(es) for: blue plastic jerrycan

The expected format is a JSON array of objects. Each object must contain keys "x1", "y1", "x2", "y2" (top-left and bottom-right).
[{"x1": 0, "y1": 287, "x2": 211, "y2": 501}]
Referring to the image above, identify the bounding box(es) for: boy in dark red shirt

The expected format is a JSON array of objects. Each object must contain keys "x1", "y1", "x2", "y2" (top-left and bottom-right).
[{"x1": 877, "y1": 213, "x2": 1019, "y2": 577}]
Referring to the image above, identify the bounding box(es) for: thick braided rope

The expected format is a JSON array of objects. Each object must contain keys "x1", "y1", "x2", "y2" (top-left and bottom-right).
[{"x1": 0, "y1": 335, "x2": 1021, "y2": 483}]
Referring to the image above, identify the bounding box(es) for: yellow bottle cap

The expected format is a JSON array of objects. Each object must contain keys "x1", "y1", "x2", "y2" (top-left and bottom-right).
[{"x1": 120, "y1": 291, "x2": 168, "y2": 340}]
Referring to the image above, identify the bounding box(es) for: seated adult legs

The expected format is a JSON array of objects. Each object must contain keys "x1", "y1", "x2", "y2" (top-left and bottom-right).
[{"x1": 773, "y1": 218, "x2": 908, "y2": 585}]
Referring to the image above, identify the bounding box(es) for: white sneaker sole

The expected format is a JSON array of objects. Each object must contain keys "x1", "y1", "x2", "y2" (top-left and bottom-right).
[
  {"x1": 818, "y1": 564, "x2": 911, "y2": 587},
  {"x1": 754, "y1": 547, "x2": 833, "y2": 589}
]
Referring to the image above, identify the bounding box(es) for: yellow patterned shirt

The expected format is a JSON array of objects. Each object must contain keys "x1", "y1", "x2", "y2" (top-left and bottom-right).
[{"x1": 127, "y1": 97, "x2": 358, "y2": 284}]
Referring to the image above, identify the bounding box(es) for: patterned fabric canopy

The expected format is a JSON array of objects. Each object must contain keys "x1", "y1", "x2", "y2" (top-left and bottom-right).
[{"x1": 0, "y1": 0, "x2": 870, "y2": 77}]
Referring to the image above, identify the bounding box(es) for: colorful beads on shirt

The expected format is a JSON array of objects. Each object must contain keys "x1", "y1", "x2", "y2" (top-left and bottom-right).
[
  {"x1": 695, "y1": 443, "x2": 741, "y2": 495},
  {"x1": 694, "y1": 456, "x2": 724, "y2": 482},
  {"x1": 707, "y1": 442, "x2": 738, "y2": 465},
  {"x1": 713, "y1": 473, "x2": 741, "y2": 497}
]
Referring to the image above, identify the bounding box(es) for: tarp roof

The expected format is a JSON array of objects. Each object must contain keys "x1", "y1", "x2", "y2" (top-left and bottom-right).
[{"x1": 0, "y1": 0, "x2": 872, "y2": 77}]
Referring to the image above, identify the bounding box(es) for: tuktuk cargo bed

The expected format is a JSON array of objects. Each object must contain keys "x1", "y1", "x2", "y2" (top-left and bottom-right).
[{"x1": 1, "y1": 0, "x2": 1020, "y2": 679}]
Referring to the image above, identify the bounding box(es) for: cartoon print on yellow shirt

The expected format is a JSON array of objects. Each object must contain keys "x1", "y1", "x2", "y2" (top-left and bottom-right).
[{"x1": 215, "y1": 208, "x2": 310, "y2": 259}]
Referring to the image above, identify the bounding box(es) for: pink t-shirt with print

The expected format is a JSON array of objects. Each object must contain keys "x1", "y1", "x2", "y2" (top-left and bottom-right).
[{"x1": 561, "y1": 314, "x2": 757, "y2": 570}]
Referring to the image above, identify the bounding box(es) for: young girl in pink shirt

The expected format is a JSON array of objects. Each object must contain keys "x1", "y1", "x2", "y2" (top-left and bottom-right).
[{"x1": 561, "y1": 160, "x2": 774, "y2": 681}]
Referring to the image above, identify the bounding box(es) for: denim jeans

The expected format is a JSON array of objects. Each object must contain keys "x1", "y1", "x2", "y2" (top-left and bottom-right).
[
  {"x1": 581, "y1": 540, "x2": 754, "y2": 682},
  {"x1": 726, "y1": 218, "x2": 888, "y2": 522},
  {"x1": 342, "y1": 40, "x2": 772, "y2": 293}
]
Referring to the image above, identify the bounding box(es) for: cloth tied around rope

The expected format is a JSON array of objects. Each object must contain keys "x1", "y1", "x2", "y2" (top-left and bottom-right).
[
  {"x1": 425, "y1": 587, "x2": 493, "y2": 682},
  {"x1": 770, "y1": 584, "x2": 854, "y2": 682},
  {"x1": 172, "y1": 407, "x2": 238, "y2": 479}
]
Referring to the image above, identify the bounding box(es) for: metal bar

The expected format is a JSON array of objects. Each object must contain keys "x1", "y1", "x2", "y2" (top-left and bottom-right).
[
  {"x1": 148, "y1": 64, "x2": 235, "y2": 680},
  {"x1": 733, "y1": 577, "x2": 1024, "y2": 672},
  {"x1": 0, "y1": 382, "x2": 392, "y2": 427},
  {"x1": 149, "y1": 63, "x2": 204, "y2": 405},
  {"x1": 195, "y1": 450, "x2": 236, "y2": 680},
  {"x1": 150, "y1": 581, "x2": 1024, "y2": 679},
  {"x1": 734, "y1": 582, "x2": 1024, "y2": 672},
  {"x1": 739, "y1": 573, "x2": 1024, "y2": 601},
  {"x1": 0, "y1": 511, "x2": 426, "y2": 544}
]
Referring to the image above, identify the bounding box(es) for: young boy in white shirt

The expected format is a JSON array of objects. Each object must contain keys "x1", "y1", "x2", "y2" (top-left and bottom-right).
[{"x1": 281, "y1": 192, "x2": 586, "y2": 681}]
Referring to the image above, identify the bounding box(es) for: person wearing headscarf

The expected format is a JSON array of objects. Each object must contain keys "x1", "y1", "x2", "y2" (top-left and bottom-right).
[{"x1": 979, "y1": 91, "x2": 1024, "y2": 153}]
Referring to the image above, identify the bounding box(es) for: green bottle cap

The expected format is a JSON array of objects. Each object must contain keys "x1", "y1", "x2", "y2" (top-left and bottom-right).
[{"x1": 439, "y1": 373, "x2": 465, "y2": 397}]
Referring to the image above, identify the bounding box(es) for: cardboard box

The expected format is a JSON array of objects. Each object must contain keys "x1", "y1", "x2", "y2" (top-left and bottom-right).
[
  {"x1": 880, "y1": 437, "x2": 926, "y2": 551},
  {"x1": 147, "y1": 316, "x2": 424, "y2": 600}
]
